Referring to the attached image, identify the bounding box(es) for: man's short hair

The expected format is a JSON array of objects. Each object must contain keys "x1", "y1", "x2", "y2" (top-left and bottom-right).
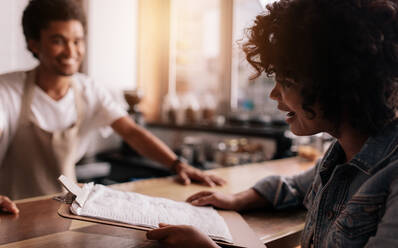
[{"x1": 22, "y1": 0, "x2": 86, "y2": 57}]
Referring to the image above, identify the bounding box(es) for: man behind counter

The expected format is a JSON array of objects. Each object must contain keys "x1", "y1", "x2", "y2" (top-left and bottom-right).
[{"x1": 0, "y1": 0, "x2": 225, "y2": 201}]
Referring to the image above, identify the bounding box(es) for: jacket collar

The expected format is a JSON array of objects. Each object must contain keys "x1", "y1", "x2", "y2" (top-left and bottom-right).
[
  {"x1": 349, "y1": 120, "x2": 398, "y2": 175},
  {"x1": 320, "y1": 119, "x2": 398, "y2": 175}
]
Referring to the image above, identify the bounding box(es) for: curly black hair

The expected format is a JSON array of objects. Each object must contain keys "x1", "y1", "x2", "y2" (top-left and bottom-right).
[
  {"x1": 243, "y1": 0, "x2": 398, "y2": 135},
  {"x1": 22, "y1": 0, "x2": 86, "y2": 58}
]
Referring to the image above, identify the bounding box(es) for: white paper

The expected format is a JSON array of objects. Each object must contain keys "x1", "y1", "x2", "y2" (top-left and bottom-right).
[{"x1": 70, "y1": 183, "x2": 233, "y2": 243}]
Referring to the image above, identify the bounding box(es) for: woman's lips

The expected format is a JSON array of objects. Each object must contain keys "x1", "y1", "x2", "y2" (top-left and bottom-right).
[
  {"x1": 277, "y1": 105, "x2": 296, "y2": 122},
  {"x1": 287, "y1": 111, "x2": 295, "y2": 117},
  {"x1": 286, "y1": 111, "x2": 296, "y2": 123}
]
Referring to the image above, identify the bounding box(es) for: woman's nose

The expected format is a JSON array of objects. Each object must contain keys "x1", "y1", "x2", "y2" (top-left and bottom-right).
[{"x1": 269, "y1": 83, "x2": 280, "y2": 101}]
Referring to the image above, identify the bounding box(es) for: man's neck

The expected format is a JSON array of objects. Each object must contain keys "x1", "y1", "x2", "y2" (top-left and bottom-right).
[{"x1": 35, "y1": 66, "x2": 73, "y2": 101}]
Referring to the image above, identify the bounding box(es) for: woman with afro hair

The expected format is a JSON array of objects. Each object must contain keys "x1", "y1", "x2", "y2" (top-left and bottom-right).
[{"x1": 147, "y1": 0, "x2": 398, "y2": 247}]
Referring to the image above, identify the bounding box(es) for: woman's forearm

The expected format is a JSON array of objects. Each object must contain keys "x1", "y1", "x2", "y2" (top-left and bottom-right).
[{"x1": 234, "y1": 188, "x2": 272, "y2": 211}]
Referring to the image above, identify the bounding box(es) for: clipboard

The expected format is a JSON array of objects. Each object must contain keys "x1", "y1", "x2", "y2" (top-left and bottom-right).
[{"x1": 58, "y1": 203, "x2": 265, "y2": 248}]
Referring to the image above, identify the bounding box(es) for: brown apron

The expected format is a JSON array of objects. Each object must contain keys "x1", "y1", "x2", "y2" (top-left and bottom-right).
[{"x1": 0, "y1": 69, "x2": 84, "y2": 200}]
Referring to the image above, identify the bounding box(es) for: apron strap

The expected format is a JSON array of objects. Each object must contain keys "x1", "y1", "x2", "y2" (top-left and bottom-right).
[
  {"x1": 18, "y1": 68, "x2": 85, "y2": 131},
  {"x1": 18, "y1": 69, "x2": 36, "y2": 127},
  {"x1": 70, "y1": 78, "x2": 85, "y2": 129}
]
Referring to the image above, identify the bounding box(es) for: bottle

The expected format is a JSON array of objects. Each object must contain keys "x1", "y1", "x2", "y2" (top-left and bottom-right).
[
  {"x1": 162, "y1": 94, "x2": 181, "y2": 125},
  {"x1": 201, "y1": 93, "x2": 217, "y2": 124},
  {"x1": 181, "y1": 93, "x2": 200, "y2": 125}
]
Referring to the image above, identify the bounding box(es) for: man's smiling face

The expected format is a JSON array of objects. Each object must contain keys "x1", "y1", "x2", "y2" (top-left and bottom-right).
[{"x1": 29, "y1": 20, "x2": 85, "y2": 76}]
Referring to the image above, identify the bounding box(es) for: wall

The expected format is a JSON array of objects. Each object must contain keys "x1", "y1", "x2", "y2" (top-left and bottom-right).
[
  {"x1": 0, "y1": 0, "x2": 37, "y2": 73},
  {"x1": 136, "y1": 0, "x2": 171, "y2": 122},
  {"x1": 82, "y1": 0, "x2": 139, "y2": 156},
  {"x1": 83, "y1": 0, "x2": 137, "y2": 92}
]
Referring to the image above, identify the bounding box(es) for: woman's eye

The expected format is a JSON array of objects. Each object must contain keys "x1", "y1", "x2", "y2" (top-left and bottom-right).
[{"x1": 282, "y1": 81, "x2": 293, "y2": 88}]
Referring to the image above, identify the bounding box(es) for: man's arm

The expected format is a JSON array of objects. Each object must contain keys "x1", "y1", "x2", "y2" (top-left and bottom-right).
[{"x1": 111, "y1": 116, "x2": 225, "y2": 186}]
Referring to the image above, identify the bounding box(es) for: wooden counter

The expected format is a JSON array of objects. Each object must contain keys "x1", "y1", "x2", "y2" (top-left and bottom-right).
[{"x1": 0, "y1": 157, "x2": 314, "y2": 248}]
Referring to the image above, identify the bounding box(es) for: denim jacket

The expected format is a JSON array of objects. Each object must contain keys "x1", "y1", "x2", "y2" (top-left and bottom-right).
[{"x1": 253, "y1": 121, "x2": 398, "y2": 247}]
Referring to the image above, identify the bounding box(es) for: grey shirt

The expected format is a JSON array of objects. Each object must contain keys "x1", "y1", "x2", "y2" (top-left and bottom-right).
[{"x1": 253, "y1": 121, "x2": 398, "y2": 247}]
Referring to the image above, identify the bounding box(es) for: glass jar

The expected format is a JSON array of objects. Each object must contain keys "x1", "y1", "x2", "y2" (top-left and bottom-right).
[
  {"x1": 200, "y1": 93, "x2": 217, "y2": 124},
  {"x1": 181, "y1": 93, "x2": 200, "y2": 124},
  {"x1": 162, "y1": 94, "x2": 181, "y2": 125}
]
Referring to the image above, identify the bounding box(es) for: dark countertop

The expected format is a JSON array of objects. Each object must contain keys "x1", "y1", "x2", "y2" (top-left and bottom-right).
[
  {"x1": 146, "y1": 122, "x2": 289, "y2": 139},
  {"x1": 147, "y1": 122, "x2": 293, "y2": 159}
]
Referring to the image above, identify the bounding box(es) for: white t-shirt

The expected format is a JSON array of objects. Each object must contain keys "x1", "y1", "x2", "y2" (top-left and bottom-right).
[{"x1": 0, "y1": 70, "x2": 128, "y2": 164}]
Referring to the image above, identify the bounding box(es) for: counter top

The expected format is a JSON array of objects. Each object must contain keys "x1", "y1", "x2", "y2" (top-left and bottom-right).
[{"x1": 0, "y1": 157, "x2": 315, "y2": 248}]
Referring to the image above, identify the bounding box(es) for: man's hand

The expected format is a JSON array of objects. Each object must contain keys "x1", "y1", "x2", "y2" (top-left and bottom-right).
[
  {"x1": 146, "y1": 223, "x2": 219, "y2": 248},
  {"x1": 112, "y1": 117, "x2": 227, "y2": 187},
  {"x1": 0, "y1": 195, "x2": 19, "y2": 214},
  {"x1": 175, "y1": 163, "x2": 226, "y2": 187},
  {"x1": 186, "y1": 191, "x2": 239, "y2": 210}
]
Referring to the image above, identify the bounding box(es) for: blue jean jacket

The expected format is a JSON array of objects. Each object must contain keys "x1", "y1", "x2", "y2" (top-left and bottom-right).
[{"x1": 253, "y1": 121, "x2": 398, "y2": 247}]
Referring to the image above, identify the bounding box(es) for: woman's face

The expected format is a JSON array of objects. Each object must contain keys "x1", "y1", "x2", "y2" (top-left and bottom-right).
[{"x1": 270, "y1": 78, "x2": 333, "y2": 136}]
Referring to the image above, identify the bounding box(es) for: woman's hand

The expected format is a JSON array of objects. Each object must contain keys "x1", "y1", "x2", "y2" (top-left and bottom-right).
[
  {"x1": 175, "y1": 163, "x2": 226, "y2": 187},
  {"x1": 0, "y1": 195, "x2": 19, "y2": 214},
  {"x1": 187, "y1": 189, "x2": 272, "y2": 211},
  {"x1": 186, "y1": 191, "x2": 239, "y2": 210},
  {"x1": 146, "y1": 223, "x2": 219, "y2": 248}
]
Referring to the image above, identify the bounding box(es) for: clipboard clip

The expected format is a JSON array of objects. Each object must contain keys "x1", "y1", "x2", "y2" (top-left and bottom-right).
[
  {"x1": 57, "y1": 175, "x2": 90, "y2": 207},
  {"x1": 53, "y1": 192, "x2": 76, "y2": 204}
]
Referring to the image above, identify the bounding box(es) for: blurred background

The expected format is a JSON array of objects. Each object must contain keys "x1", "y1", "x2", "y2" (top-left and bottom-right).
[{"x1": 0, "y1": 0, "x2": 331, "y2": 183}]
